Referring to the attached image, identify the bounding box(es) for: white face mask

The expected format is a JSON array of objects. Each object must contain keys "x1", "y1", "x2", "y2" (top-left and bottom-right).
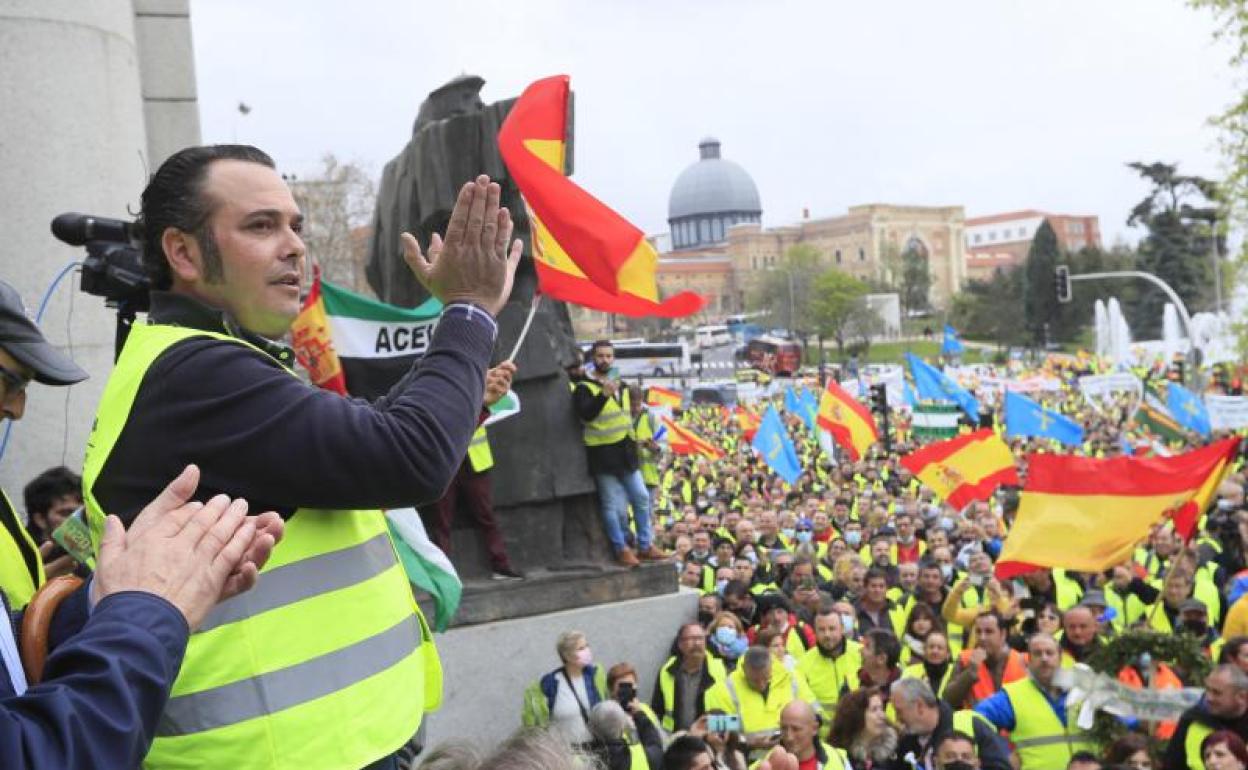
[{"x1": 575, "y1": 648, "x2": 593, "y2": 667}]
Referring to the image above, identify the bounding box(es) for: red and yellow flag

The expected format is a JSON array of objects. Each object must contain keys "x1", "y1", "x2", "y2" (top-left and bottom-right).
[
  {"x1": 497, "y1": 75, "x2": 705, "y2": 318},
  {"x1": 996, "y1": 438, "x2": 1240, "y2": 578},
  {"x1": 661, "y1": 416, "x2": 724, "y2": 459},
  {"x1": 736, "y1": 406, "x2": 761, "y2": 441},
  {"x1": 900, "y1": 429, "x2": 1017, "y2": 510},
  {"x1": 645, "y1": 385, "x2": 683, "y2": 409},
  {"x1": 816, "y1": 381, "x2": 879, "y2": 462},
  {"x1": 290, "y1": 267, "x2": 347, "y2": 395}
]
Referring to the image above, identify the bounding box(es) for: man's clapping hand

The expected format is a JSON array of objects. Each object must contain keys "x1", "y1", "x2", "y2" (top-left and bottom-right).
[{"x1": 93, "y1": 465, "x2": 284, "y2": 630}]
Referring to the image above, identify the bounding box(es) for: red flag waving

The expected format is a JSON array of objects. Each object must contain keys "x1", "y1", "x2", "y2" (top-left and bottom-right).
[{"x1": 497, "y1": 75, "x2": 705, "y2": 318}]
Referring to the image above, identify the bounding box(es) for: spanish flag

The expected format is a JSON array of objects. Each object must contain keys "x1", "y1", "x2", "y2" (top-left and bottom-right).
[
  {"x1": 290, "y1": 267, "x2": 347, "y2": 395},
  {"x1": 737, "y1": 406, "x2": 762, "y2": 441},
  {"x1": 900, "y1": 429, "x2": 1017, "y2": 510},
  {"x1": 645, "y1": 385, "x2": 683, "y2": 409},
  {"x1": 816, "y1": 381, "x2": 879, "y2": 462},
  {"x1": 662, "y1": 416, "x2": 724, "y2": 459},
  {"x1": 995, "y1": 438, "x2": 1240, "y2": 579},
  {"x1": 497, "y1": 75, "x2": 705, "y2": 317}
]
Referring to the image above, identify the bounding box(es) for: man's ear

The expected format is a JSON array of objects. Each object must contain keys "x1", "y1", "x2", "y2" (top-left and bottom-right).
[{"x1": 162, "y1": 227, "x2": 202, "y2": 283}]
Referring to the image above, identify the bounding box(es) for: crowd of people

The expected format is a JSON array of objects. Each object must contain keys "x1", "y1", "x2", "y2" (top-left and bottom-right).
[{"x1": 520, "y1": 346, "x2": 1248, "y2": 770}]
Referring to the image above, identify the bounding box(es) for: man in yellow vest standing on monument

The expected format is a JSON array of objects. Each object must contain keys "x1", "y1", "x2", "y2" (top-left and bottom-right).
[{"x1": 81, "y1": 145, "x2": 520, "y2": 770}]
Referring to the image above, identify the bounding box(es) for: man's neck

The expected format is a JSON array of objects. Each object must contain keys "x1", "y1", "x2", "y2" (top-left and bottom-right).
[
  {"x1": 796, "y1": 742, "x2": 816, "y2": 762},
  {"x1": 680, "y1": 655, "x2": 703, "y2": 674}
]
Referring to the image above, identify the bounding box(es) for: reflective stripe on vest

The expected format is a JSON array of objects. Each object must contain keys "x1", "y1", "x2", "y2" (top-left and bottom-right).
[
  {"x1": 581, "y1": 381, "x2": 631, "y2": 446},
  {"x1": 467, "y1": 426, "x2": 493, "y2": 472},
  {"x1": 1003, "y1": 678, "x2": 1095, "y2": 769},
  {"x1": 0, "y1": 489, "x2": 43, "y2": 610},
  {"x1": 81, "y1": 323, "x2": 440, "y2": 770}
]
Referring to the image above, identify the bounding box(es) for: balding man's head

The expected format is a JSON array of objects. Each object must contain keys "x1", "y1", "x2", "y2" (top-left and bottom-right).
[
  {"x1": 779, "y1": 700, "x2": 819, "y2": 758},
  {"x1": 1062, "y1": 606, "x2": 1098, "y2": 647}
]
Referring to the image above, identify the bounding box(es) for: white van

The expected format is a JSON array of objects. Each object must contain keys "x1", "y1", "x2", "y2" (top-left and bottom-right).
[{"x1": 695, "y1": 324, "x2": 733, "y2": 349}]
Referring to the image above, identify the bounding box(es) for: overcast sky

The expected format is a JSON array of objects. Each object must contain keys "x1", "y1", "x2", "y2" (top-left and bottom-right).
[{"x1": 191, "y1": 0, "x2": 1236, "y2": 246}]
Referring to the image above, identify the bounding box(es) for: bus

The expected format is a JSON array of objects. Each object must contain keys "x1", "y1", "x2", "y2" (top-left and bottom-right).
[
  {"x1": 745, "y1": 335, "x2": 802, "y2": 376},
  {"x1": 580, "y1": 340, "x2": 691, "y2": 378}
]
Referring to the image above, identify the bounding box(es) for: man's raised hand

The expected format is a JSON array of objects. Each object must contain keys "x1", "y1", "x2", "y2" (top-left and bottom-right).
[{"x1": 402, "y1": 175, "x2": 522, "y2": 317}]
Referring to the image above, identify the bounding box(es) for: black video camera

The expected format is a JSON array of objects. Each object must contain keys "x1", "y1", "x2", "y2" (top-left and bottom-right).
[{"x1": 51, "y1": 212, "x2": 150, "y2": 312}]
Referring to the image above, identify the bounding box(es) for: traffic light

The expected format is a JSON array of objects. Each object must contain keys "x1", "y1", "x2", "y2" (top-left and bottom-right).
[
  {"x1": 1054, "y1": 265, "x2": 1072, "y2": 303},
  {"x1": 870, "y1": 383, "x2": 888, "y2": 414}
]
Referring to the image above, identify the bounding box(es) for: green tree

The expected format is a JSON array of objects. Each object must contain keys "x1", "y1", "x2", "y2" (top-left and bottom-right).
[
  {"x1": 949, "y1": 268, "x2": 1026, "y2": 349},
  {"x1": 900, "y1": 244, "x2": 932, "y2": 314},
  {"x1": 288, "y1": 153, "x2": 376, "y2": 293},
  {"x1": 1022, "y1": 221, "x2": 1062, "y2": 346},
  {"x1": 810, "y1": 270, "x2": 869, "y2": 357},
  {"x1": 747, "y1": 243, "x2": 824, "y2": 334}
]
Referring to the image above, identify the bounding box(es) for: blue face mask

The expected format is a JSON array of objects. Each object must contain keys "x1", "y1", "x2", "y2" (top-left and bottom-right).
[
  {"x1": 715, "y1": 579, "x2": 729, "y2": 594},
  {"x1": 839, "y1": 614, "x2": 856, "y2": 635},
  {"x1": 781, "y1": 528, "x2": 797, "y2": 541},
  {"x1": 845, "y1": 531, "x2": 862, "y2": 547},
  {"x1": 796, "y1": 530, "x2": 813, "y2": 544},
  {"x1": 714, "y1": 626, "x2": 739, "y2": 646},
  {"x1": 939, "y1": 516, "x2": 955, "y2": 531}
]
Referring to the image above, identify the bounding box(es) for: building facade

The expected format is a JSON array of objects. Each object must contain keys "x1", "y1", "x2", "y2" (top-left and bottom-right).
[{"x1": 964, "y1": 210, "x2": 1101, "y2": 281}]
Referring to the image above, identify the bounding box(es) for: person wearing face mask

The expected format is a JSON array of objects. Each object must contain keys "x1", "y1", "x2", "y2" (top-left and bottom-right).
[
  {"x1": 708, "y1": 613, "x2": 751, "y2": 672},
  {"x1": 1178, "y1": 599, "x2": 1220, "y2": 653},
  {"x1": 933, "y1": 731, "x2": 981, "y2": 770},
  {"x1": 521, "y1": 630, "x2": 607, "y2": 747}
]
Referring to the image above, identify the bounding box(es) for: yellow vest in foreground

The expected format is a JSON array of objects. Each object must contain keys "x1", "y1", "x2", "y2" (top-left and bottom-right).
[
  {"x1": 0, "y1": 489, "x2": 44, "y2": 609},
  {"x1": 81, "y1": 323, "x2": 441, "y2": 770}
]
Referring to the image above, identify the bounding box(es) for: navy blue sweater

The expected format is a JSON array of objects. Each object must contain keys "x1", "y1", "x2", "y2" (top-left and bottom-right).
[
  {"x1": 0, "y1": 589, "x2": 187, "y2": 769},
  {"x1": 92, "y1": 291, "x2": 494, "y2": 521}
]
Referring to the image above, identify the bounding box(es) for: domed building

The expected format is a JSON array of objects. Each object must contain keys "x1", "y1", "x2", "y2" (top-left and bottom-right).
[{"x1": 667, "y1": 137, "x2": 762, "y2": 250}]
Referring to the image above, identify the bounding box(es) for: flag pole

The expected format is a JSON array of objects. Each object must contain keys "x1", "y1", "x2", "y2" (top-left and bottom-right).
[{"x1": 506, "y1": 290, "x2": 542, "y2": 362}]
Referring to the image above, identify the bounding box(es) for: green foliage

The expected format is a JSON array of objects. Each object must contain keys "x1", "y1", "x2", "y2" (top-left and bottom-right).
[
  {"x1": 950, "y1": 268, "x2": 1025, "y2": 348},
  {"x1": 1083, "y1": 629, "x2": 1212, "y2": 752},
  {"x1": 1125, "y1": 161, "x2": 1221, "y2": 337},
  {"x1": 900, "y1": 245, "x2": 932, "y2": 314},
  {"x1": 810, "y1": 270, "x2": 870, "y2": 356},
  {"x1": 1023, "y1": 221, "x2": 1062, "y2": 344},
  {"x1": 748, "y1": 243, "x2": 824, "y2": 333}
]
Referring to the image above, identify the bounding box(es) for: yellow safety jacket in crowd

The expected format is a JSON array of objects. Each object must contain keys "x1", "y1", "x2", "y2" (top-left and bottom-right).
[
  {"x1": 580, "y1": 380, "x2": 632, "y2": 446},
  {"x1": 902, "y1": 661, "x2": 953, "y2": 698},
  {"x1": 1052, "y1": 569, "x2": 1084, "y2": 611},
  {"x1": 1002, "y1": 678, "x2": 1096, "y2": 769},
  {"x1": 704, "y1": 665, "x2": 814, "y2": 749},
  {"x1": 633, "y1": 411, "x2": 660, "y2": 487},
  {"x1": 626, "y1": 739, "x2": 647, "y2": 769},
  {"x1": 654, "y1": 654, "x2": 727, "y2": 731},
  {"x1": 467, "y1": 426, "x2": 493, "y2": 472},
  {"x1": 1103, "y1": 584, "x2": 1147, "y2": 632},
  {"x1": 0, "y1": 489, "x2": 44, "y2": 610},
  {"x1": 1185, "y1": 721, "x2": 1214, "y2": 770},
  {"x1": 81, "y1": 324, "x2": 441, "y2": 770},
  {"x1": 797, "y1": 641, "x2": 862, "y2": 729}
]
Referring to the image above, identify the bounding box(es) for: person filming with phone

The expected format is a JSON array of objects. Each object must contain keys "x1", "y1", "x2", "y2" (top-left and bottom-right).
[{"x1": 584, "y1": 663, "x2": 664, "y2": 770}]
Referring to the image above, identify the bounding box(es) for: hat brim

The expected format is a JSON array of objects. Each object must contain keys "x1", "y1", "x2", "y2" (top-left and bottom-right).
[{"x1": 5, "y1": 340, "x2": 88, "y2": 386}]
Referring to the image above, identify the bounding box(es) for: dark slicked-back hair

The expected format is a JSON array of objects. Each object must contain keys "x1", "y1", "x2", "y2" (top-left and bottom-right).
[{"x1": 139, "y1": 144, "x2": 275, "y2": 289}]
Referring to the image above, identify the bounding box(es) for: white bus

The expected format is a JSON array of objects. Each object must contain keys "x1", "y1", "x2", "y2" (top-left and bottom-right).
[
  {"x1": 695, "y1": 324, "x2": 733, "y2": 348},
  {"x1": 581, "y1": 340, "x2": 690, "y2": 377}
]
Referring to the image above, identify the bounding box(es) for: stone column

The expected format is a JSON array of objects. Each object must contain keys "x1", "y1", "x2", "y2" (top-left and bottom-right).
[{"x1": 0, "y1": 1, "x2": 149, "y2": 494}]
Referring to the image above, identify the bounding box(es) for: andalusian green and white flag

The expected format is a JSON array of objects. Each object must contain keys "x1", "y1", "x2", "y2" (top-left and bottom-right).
[
  {"x1": 319, "y1": 278, "x2": 443, "y2": 400},
  {"x1": 385, "y1": 507, "x2": 461, "y2": 632}
]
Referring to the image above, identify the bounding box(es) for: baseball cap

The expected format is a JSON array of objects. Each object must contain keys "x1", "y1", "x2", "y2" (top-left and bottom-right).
[{"x1": 0, "y1": 280, "x2": 88, "y2": 386}]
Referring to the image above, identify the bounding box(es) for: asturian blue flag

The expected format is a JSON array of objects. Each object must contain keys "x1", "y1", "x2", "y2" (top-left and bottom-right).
[
  {"x1": 1004, "y1": 391, "x2": 1084, "y2": 446},
  {"x1": 905, "y1": 353, "x2": 980, "y2": 421},
  {"x1": 942, "y1": 324, "x2": 965, "y2": 356},
  {"x1": 799, "y1": 386, "x2": 819, "y2": 432},
  {"x1": 903, "y1": 379, "x2": 918, "y2": 408},
  {"x1": 1167, "y1": 381, "x2": 1212, "y2": 439},
  {"x1": 752, "y1": 404, "x2": 803, "y2": 485},
  {"x1": 784, "y1": 386, "x2": 802, "y2": 417}
]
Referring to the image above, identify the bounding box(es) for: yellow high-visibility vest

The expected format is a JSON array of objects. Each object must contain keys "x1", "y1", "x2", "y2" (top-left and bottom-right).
[
  {"x1": 81, "y1": 323, "x2": 441, "y2": 770},
  {"x1": 1003, "y1": 678, "x2": 1096, "y2": 769},
  {"x1": 467, "y1": 426, "x2": 493, "y2": 472},
  {"x1": 0, "y1": 489, "x2": 44, "y2": 609},
  {"x1": 579, "y1": 380, "x2": 631, "y2": 446}
]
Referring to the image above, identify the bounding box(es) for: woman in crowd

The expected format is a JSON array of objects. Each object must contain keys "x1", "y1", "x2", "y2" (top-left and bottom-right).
[
  {"x1": 899, "y1": 603, "x2": 944, "y2": 666},
  {"x1": 827, "y1": 686, "x2": 900, "y2": 769},
  {"x1": 1103, "y1": 732, "x2": 1154, "y2": 770},
  {"x1": 707, "y1": 612, "x2": 750, "y2": 671},
  {"x1": 900, "y1": 631, "x2": 953, "y2": 699},
  {"x1": 1203, "y1": 730, "x2": 1248, "y2": 770},
  {"x1": 520, "y1": 630, "x2": 607, "y2": 747}
]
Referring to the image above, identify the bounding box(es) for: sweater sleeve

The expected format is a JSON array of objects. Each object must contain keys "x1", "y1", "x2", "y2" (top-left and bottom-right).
[
  {"x1": 106, "y1": 313, "x2": 493, "y2": 518},
  {"x1": 0, "y1": 591, "x2": 188, "y2": 769}
]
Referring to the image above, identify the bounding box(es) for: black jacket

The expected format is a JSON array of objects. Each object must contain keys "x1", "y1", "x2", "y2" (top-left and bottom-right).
[
  {"x1": 91, "y1": 291, "x2": 494, "y2": 521},
  {"x1": 895, "y1": 701, "x2": 1011, "y2": 770}
]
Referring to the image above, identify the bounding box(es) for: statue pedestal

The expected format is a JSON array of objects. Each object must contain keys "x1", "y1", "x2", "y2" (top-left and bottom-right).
[{"x1": 423, "y1": 585, "x2": 697, "y2": 748}]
